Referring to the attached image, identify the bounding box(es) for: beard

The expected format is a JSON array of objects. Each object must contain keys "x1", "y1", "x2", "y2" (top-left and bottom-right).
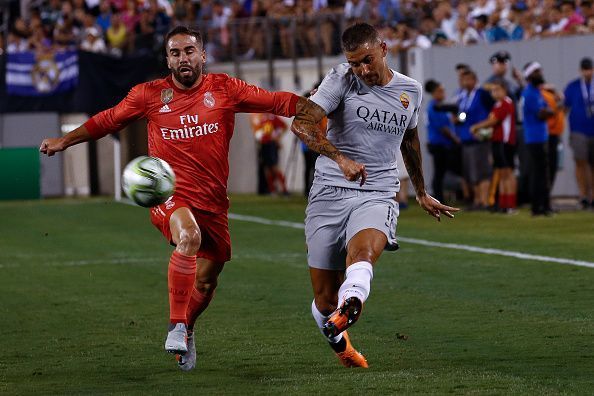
[{"x1": 172, "y1": 63, "x2": 202, "y2": 88}]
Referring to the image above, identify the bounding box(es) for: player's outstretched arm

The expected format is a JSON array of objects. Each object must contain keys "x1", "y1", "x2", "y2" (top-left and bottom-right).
[
  {"x1": 40, "y1": 124, "x2": 92, "y2": 157},
  {"x1": 291, "y1": 98, "x2": 367, "y2": 185},
  {"x1": 401, "y1": 126, "x2": 459, "y2": 221}
]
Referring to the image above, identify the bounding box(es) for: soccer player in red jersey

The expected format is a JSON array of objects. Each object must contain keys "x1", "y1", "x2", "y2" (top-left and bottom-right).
[
  {"x1": 39, "y1": 26, "x2": 302, "y2": 371},
  {"x1": 471, "y1": 80, "x2": 517, "y2": 213}
]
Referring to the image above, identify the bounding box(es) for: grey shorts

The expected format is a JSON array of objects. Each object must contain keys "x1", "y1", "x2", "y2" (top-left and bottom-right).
[
  {"x1": 305, "y1": 184, "x2": 399, "y2": 271},
  {"x1": 569, "y1": 133, "x2": 594, "y2": 164},
  {"x1": 462, "y1": 142, "x2": 492, "y2": 184}
]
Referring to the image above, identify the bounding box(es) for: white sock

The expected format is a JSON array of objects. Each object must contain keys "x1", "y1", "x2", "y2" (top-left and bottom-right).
[
  {"x1": 338, "y1": 261, "x2": 373, "y2": 304},
  {"x1": 311, "y1": 300, "x2": 343, "y2": 343}
]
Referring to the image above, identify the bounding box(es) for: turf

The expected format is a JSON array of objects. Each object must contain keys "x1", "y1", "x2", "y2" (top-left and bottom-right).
[{"x1": 0, "y1": 196, "x2": 593, "y2": 395}]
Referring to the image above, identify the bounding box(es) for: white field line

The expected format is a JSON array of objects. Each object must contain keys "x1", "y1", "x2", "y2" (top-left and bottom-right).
[
  {"x1": 0, "y1": 252, "x2": 306, "y2": 268},
  {"x1": 228, "y1": 213, "x2": 594, "y2": 269}
]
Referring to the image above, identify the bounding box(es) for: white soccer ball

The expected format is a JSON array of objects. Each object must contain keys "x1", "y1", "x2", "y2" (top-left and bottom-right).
[
  {"x1": 122, "y1": 156, "x2": 175, "y2": 207},
  {"x1": 477, "y1": 127, "x2": 493, "y2": 141}
]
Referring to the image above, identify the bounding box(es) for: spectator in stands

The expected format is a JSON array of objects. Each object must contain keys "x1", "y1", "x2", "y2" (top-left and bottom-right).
[
  {"x1": 80, "y1": 26, "x2": 107, "y2": 53},
  {"x1": 504, "y1": 4, "x2": 526, "y2": 40},
  {"x1": 540, "y1": 81, "x2": 565, "y2": 190},
  {"x1": 240, "y1": 0, "x2": 266, "y2": 60},
  {"x1": 541, "y1": 5, "x2": 567, "y2": 36},
  {"x1": 54, "y1": 16, "x2": 78, "y2": 49},
  {"x1": 560, "y1": 0, "x2": 585, "y2": 34},
  {"x1": 472, "y1": 14, "x2": 489, "y2": 42},
  {"x1": 344, "y1": 0, "x2": 371, "y2": 24},
  {"x1": 432, "y1": 1, "x2": 457, "y2": 42},
  {"x1": 134, "y1": 6, "x2": 156, "y2": 55},
  {"x1": 29, "y1": 24, "x2": 53, "y2": 53},
  {"x1": 419, "y1": 15, "x2": 448, "y2": 46},
  {"x1": 376, "y1": 0, "x2": 402, "y2": 27},
  {"x1": 457, "y1": 69, "x2": 494, "y2": 209},
  {"x1": 208, "y1": 0, "x2": 232, "y2": 60},
  {"x1": 469, "y1": 0, "x2": 496, "y2": 19},
  {"x1": 272, "y1": 0, "x2": 297, "y2": 59},
  {"x1": 106, "y1": 13, "x2": 127, "y2": 57},
  {"x1": 582, "y1": 1, "x2": 594, "y2": 20},
  {"x1": 7, "y1": 18, "x2": 30, "y2": 53},
  {"x1": 96, "y1": 0, "x2": 113, "y2": 33},
  {"x1": 521, "y1": 62, "x2": 554, "y2": 216},
  {"x1": 485, "y1": 12, "x2": 510, "y2": 43},
  {"x1": 564, "y1": 57, "x2": 594, "y2": 209},
  {"x1": 425, "y1": 79, "x2": 461, "y2": 203},
  {"x1": 454, "y1": 15, "x2": 480, "y2": 45},
  {"x1": 40, "y1": 0, "x2": 62, "y2": 27}
]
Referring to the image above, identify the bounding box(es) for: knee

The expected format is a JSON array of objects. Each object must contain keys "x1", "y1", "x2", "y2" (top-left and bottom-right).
[
  {"x1": 176, "y1": 226, "x2": 201, "y2": 256},
  {"x1": 348, "y1": 247, "x2": 375, "y2": 264}
]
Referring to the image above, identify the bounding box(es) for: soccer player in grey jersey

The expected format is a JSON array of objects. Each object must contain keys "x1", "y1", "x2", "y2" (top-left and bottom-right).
[{"x1": 291, "y1": 23, "x2": 459, "y2": 368}]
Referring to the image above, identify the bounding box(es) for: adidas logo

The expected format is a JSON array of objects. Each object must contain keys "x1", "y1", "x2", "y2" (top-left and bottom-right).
[{"x1": 159, "y1": 104, "x2": 172, "y2": 113}]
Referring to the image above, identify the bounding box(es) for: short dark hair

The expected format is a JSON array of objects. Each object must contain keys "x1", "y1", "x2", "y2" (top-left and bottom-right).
[
  {"x1": 424, "y1": 79, "x2": 441, "y2": 94},
  {"x1": 341, "y1": 23, "x2": 380, "y2": 52},
  {"x1": 461, "y1": 69, "x2": 477, "y2": 79},
  {"x1": 164, "y1": 25, "x2": 203, "y2": 52},
  {"x1": 474, "y1": 14, "x2": 488, "y2": 24},
  {"x1": 455, "y1": 63, "x2": 470, "y2": 72}
]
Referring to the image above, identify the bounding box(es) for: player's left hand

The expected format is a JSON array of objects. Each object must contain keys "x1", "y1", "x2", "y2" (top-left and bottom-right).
[{"x1": 416, "y1": 194, "x2": 460, "y2": 222}]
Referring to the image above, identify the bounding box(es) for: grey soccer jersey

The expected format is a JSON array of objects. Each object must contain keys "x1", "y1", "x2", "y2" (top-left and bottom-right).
[{"x1": 310, "y1": 63, "x2": 422, "y2": 192}]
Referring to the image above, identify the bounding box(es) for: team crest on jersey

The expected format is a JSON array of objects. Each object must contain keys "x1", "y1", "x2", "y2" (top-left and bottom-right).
[
  {"x1": 204, "y1": 92, "x2": 215, "y2": 108},
  {"x1": 400, "y1": 92, "x2": 410, "y2": 109},
  {"x1": 165, "y1": 196, "x2": 175, "y2": 210},
  {"x1": 161, "y1": 88, "x2": 173, "y2": 104}
]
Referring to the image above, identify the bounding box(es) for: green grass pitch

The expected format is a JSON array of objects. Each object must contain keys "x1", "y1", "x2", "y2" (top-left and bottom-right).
[{"x1": 1, "y1": 196, "x2": 593, "y2": 394}]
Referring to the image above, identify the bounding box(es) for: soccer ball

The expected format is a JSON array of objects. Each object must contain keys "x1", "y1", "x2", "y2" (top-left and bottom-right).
[
  {"x1": 122, "y1": 156, "x2": 175, "y2": 207},
  {"x1": 476, "y1": 127, "x2": 493, "y2": 141}
]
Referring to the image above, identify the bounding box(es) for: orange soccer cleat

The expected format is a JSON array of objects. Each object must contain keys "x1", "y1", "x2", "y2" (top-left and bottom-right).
[
  {"x1": 335, "y1": 331, "x2": 368, "y2": 368},
  {"x1": 323, "y1": 296, "x2": 363, "y2": 339}
]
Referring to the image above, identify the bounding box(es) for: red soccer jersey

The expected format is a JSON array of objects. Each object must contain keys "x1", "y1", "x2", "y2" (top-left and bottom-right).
[
  {"x1": 491, "y1": 96, "x2": 516, "y2": 145},
  {"x1": 85, "y1": 74, "x2": 298, "y2": 213}
]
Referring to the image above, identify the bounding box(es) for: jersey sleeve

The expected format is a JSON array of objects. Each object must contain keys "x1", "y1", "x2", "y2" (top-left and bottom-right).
[
  {"x1": 408, "y1": 82, "x2": 423, "y2": 129},
  {"x1": 227, "y1": 77, "x2": 298, "y2": 117},
  {"x1": 310, "y1": 66, "x2": 349, "y2": 115},
  {"x1": 84, "y1": 84, "x2": 146, "y2": 139}
]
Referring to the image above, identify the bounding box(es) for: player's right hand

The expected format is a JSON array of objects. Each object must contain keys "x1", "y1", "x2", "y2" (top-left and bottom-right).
[
  {"x1": 39, "y1": 138, "x2": 65, "y2": 157},
  {"x1": 337, "y1": 156, "x2": 367, "y2": 186}
]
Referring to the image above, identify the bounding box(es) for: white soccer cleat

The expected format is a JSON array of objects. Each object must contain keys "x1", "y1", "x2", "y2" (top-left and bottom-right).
[
  {"x1": 176, "y1": 331, "x2": 196, "y2": 371},
  {"x1": 164, "y1": 323, "x2": 188, "y2": 354}
]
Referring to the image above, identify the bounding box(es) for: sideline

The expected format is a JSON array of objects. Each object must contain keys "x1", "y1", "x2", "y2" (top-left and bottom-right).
[{"x1": 228, "y1": 213, "x2": 594, "y2": 269}]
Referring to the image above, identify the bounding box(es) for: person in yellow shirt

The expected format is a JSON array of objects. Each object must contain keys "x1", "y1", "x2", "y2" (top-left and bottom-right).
[
  {"x1": 541, "y1": 84, "x2": 565, "y2": 189},
  {"x1": 106, "y1": 13, "x2": 128, "y2": 56}
]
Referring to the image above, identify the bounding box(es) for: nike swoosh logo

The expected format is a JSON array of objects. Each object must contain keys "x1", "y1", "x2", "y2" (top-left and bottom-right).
[{"x1": 357, "y1": 91, "x2": 369, "y2": 95}]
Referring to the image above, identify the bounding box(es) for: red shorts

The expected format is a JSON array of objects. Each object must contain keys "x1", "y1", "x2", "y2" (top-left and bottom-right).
[{"x1": 150, "y1": 196, "x2": 231, "y2": 263}]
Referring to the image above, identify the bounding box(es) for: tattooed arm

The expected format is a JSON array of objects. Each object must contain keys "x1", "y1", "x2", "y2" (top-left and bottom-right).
[
  {"x1": 401, "y1": 126, "x2": 459, "y2": 221},
  {"x1": 401, "y1": 126, "x2": 427, "y2": 197},
  {"x1": 291, "y1": 97, "x2": 367, "y2": 185}
]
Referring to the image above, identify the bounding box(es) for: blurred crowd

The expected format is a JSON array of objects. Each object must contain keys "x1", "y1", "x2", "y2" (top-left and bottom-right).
[{"x1": 3, "y1": 0, "x2": 594, "y2": 61}]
